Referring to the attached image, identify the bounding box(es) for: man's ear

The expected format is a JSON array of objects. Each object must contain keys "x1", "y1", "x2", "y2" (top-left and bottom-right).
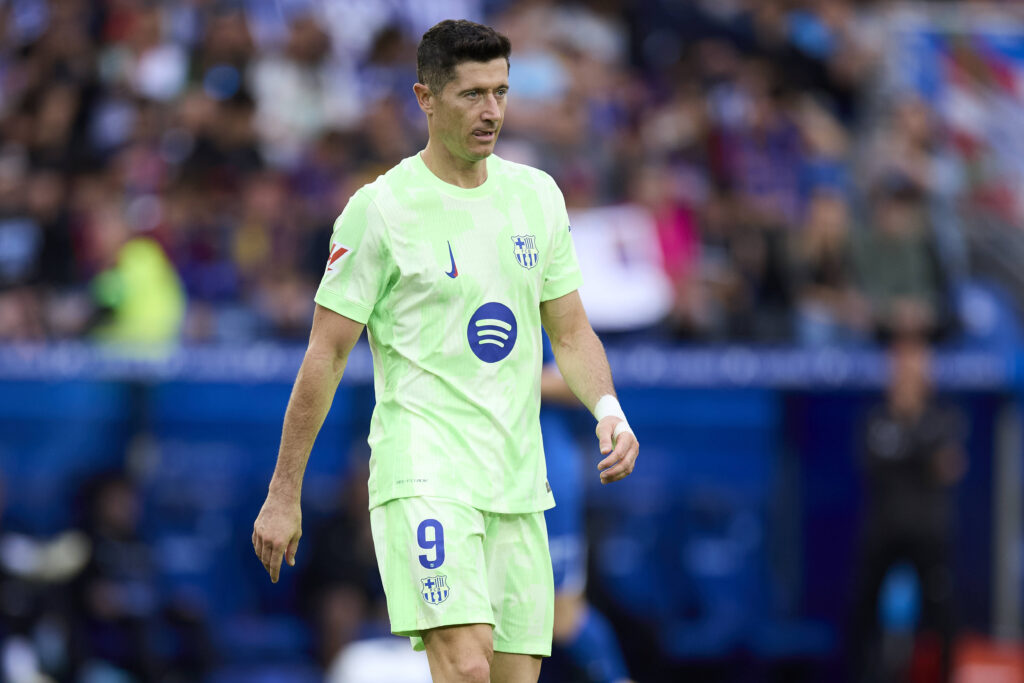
[{"x1": 413, "y1": 82, "x2": 433, "y2": 115}]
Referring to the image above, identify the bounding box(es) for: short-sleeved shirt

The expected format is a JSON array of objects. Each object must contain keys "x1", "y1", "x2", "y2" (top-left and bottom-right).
[{"x1": 315, "y1": 152, "x2": 582, "y2": 513}]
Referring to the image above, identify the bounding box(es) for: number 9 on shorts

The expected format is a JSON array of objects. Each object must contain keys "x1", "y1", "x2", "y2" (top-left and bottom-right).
[{"x1": 369, "y1": 495, "x2": 555, "y2": 656}]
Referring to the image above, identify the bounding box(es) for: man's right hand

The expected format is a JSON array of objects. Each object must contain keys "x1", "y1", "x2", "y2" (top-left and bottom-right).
[{"x1": 252, "y1": 493, "x2": 302, "y2": 583}]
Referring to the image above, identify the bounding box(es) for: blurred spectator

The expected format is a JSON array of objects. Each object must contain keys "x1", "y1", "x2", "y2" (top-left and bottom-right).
[
  {"x1": 193, "y1": 6, "x2": 255, "y2": 89},
  {"x1": 693, "y1": 186, "x2": 738, "y2": 341},
  {"x1": 631, "y1": 162, "x2": 707, "y2": 340},
  {"x1": 797, "y1": 95, "x2": 850, "y2": 199},
  {"x1": 231, "y1": 170, "x2": 317, "y2": 341},
  {"x1": 300, "y1": 466, "x2": 388, "y2": 668},
  {"x1": 98, "y1": 4, "x2": 188, "y2": 104},
  {"x1": 791, "y1": 189, "x2": 870, "y2": 346},
  {"x1": 848, "y1": 337, "x2": 966, "y2": 683},
  {"x1": 0, "y1": 161, "x2": 72, "y2": 342},
  {"x1": 250, "y1": 14, "x2": 352, "y2": 166},
  {"x1": 86, "y1": 201, "x2": 186, "y2": 351},
  {"x1": 65, "y1": 470, "x2": 211, "y2": 682},
  {"x1": 541, "y1": 356, "x2": 635, "y2": 683},
  {"x1": 852, "y1": 181, "x2": 954, "y2": 342},
  {"x1": 179, "y1": 90, "x2": 264, "y2": 188},
  {"x1": 28, "y1": 168, "x2": 75, "y2": 290},
  {"x1": 566, "y1": 168, "x2": 674, "y2": 339},
  {"x1": 357, "y1": 24, "x2": 418, "y2": 109},
  {"x1": 0, "y1": 474, "x2": 89, "y2": 682},
  {"x1": 71, "y1": 474, "x2": 158, "y2": 682},
  {"x1": 862, "y1": 95, "x2": 968, "y2": 281},
  {"x1": 716, "y1": 60, "x2": 805, "y2": 227},
  {"x1": 719, "y1": 191, "x2": 795, "y2": 343},
  {"x1": 0, "y1": 153, "x2": 46, "y2": 340},
  {"x1": 864, "y1": 97, "x2": 946, "y2": 201}
]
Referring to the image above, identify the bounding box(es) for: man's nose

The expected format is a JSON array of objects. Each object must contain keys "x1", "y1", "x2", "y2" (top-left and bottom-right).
[{"x1": 481, "y1": 94, "x2": 500, "y2": 120}]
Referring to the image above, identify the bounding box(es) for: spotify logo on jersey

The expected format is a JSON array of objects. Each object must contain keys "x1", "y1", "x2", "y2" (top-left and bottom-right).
[{"x1": 467, "y1": 302, "x2": 517, "y2": 363}]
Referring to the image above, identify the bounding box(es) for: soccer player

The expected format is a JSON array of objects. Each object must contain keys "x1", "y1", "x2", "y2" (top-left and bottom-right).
[
  {"x1": 251, "y1": 19, "x2": 639, "y2": 683},
  {"x1": 540, "y1": 348, "x2": 634, "y2": 683}
]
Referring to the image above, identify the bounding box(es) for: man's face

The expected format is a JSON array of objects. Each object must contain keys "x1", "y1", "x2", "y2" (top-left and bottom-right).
[{"x1": 430, "y1": 58, "x2": 508, "y2": 162}]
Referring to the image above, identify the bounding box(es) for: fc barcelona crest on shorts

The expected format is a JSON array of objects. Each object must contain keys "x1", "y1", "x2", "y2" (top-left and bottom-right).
[
  {"x1": 421, "y1": 575, "x2": 450, "y2": 605},
  {"x1": 511, "y1": 235, "x2": 539, "y2": 269}
]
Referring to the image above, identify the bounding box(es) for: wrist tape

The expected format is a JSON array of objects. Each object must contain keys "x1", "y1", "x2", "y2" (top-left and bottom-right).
[{"x1": 593, "y1": 394, "x2": 632, "y2": 438}]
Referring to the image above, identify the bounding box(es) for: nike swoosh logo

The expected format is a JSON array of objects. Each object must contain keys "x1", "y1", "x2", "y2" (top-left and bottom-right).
[{"x1": 445, "y1": 241, "x2": 458, "y2": 278}]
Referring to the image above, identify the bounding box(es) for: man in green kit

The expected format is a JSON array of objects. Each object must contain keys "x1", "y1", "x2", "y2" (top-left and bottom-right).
[{"x1": 252, "y1": 19, "x2": 639, "y2": 683}]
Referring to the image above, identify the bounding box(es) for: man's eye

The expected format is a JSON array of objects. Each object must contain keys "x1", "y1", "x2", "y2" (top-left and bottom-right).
[
  {"x1": 496, "y1": 89, "x2": 507, "y2": 97},
  {"x1": 465, "y1": 91, "x2": 478, "y2": 98}
]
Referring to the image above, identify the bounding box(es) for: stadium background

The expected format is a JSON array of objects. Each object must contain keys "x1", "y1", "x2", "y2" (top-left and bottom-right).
[{"x1": 3, "y1": 0, "x2": 1024, "y2": 681}]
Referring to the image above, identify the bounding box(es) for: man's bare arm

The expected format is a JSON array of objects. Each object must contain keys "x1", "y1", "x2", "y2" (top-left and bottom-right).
[
  {"x1": 252, "y1": 304, "x2": 365, "y2": 582},
  {"x1": 540, "y1": 365, "x2": 578, "y2": 406},
  {"x1": 540, "y1": 291, "x2": 638, "y2": 484},
  {"x1": 540, "y1": 291, "x2": 614, "y2": 410}
]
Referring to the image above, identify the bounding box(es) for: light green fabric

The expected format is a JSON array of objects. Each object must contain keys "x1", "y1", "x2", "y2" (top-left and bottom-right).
[
  {"x1": 370, "y1": 496, "x2": 554, "y2": 656},
  {"x1": 315, "y1": 153, "x2": 582, "y2": 513}
]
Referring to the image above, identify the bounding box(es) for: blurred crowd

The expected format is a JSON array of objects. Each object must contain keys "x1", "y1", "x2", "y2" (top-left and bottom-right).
[
  {"x1": 0, "y1": 0, "x2": 990, "y2": 349},
  {"x1": 0, "y1": 471, "x2": 211, "y2": 682}
]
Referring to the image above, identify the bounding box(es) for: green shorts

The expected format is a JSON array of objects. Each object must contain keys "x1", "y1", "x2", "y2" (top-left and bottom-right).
[{"x1": 369, "y1": 496, "x2": 554, "y2": 656}]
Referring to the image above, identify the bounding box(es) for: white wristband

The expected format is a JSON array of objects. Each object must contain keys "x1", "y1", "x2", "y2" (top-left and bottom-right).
[
  {"x1": 593, "y1": 395, "x2": 633, "y2": 440},
  {"x1": 593, "y1": 394, "x2": 626, "y2": 422}
]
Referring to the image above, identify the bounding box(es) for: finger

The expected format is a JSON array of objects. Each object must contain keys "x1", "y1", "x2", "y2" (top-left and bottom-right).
[
  {"x1": 597, "y1": 452, "x2": 620, "y2": 472},
  {"x1": 261, "y1": 544, "x2": 274, "y2": 576},
  {"x1": 597, "y1": 432, "x2": 635, "y2": 470},
  {"x1": 269, "y1": 547, "x2": 285, "y2": 583},
  {"x1": 600, "y1": 443, "x2": 639, "y2": 484},
  {"x1": 253, "y1": 531, "x2": 264, "y2": 560},
  {"x1": 286, "y1": 537, "x2": 300, "y2": 567},
  {"x1": 599, "y1": 454, "x2": 631, "y2": 482},
  {"x1": 600, "y1": 457, "x2": 635, "y2": 483},
  {"x1": 595, "y1": 419, "x2": 616, "y2": 456}
]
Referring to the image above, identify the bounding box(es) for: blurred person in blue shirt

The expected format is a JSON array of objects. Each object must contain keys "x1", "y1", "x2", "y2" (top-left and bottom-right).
[{"x1": 541, "y1": 336, "x2": 634, "y2": 683}]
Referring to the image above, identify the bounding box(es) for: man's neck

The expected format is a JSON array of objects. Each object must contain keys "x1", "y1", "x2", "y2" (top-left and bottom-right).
[{"x1": 421, "y1": 140, "x2": 488, "y2": 189}]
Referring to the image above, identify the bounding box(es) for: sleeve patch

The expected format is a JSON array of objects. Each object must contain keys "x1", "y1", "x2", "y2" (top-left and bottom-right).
[{"x1": 327, "y1": 241, "x2": 352, "y2": 271}]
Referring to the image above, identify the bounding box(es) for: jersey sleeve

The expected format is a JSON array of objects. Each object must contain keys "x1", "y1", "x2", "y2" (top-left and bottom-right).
[
  {"x1": 314, "y1": 189, "x2": 390, "y2": 324},
  {"x1": 541, "y1": 179, "x2": 583, "y2": 302}
]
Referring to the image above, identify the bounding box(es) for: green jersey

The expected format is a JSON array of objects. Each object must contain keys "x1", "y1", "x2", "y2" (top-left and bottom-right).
[{"x1": 314, "y1": 153, "x2": 582, "y2": 513}]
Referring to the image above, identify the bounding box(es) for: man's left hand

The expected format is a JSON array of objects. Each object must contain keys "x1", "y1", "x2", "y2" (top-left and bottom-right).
[{"x1": 596, "y1": 417, "x2": 639, "y2": 484}]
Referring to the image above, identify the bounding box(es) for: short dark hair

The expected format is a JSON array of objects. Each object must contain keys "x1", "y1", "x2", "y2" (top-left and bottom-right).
[{"x1": 417, "y1": 19, "x2": 511, "y2": 95}]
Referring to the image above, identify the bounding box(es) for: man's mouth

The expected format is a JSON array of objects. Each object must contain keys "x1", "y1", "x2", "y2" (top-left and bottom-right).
[{"x1": 473, "y1": 129, "x2": 496, "y2": 142}]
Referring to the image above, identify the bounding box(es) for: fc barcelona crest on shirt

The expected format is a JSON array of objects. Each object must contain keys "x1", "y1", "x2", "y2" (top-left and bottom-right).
[
  {"x1": 511, "y1": 235, "x2": 539, "y2": 270},
  {"x1": 421, "y1": 575, "x2": 450, "y2": 605}
]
